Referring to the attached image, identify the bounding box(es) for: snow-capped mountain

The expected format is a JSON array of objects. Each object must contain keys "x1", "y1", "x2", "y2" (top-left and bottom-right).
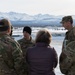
[
  {"x1": 0, "y1": 12, "x2": 75, "y2": 26},
  {"x1": 0, "y1": 12, "x2": 34, "y2": 21},
  {"x1": 0, "y1": 12, "x2": 61, "y2": 21}
]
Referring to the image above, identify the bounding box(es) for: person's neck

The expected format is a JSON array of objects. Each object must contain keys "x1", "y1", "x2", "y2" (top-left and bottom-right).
[
  {"x1": 24, "y1": 36, "x2": 31, "y2": 40},
  {"x1": 0, "y1": 33, "x2": 8, "y2": 37}
]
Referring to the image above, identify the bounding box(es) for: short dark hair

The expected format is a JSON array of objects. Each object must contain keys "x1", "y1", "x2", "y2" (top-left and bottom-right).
[{"x1": 35, "y1": 29, "x2": 52, "y2": 44}]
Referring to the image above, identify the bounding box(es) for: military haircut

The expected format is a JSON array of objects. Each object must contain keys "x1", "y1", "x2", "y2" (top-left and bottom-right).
[{"x1": 0, "y1": 19, "x2": 12, "y2": 31}]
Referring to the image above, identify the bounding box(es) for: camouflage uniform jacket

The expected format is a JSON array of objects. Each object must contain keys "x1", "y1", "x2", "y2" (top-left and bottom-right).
[
  {"x1": 18, "y1": 37, "x2": 34, "y2": 74},
  {"x1": 59, "y1": 27, "x2": 75, "y2": 75},
  {"x1": 18, "y1": 37, "x2": 34, "y2": 57},
  {"x1": 0, "y1": 34, "x2": 24, "y2": 75}
]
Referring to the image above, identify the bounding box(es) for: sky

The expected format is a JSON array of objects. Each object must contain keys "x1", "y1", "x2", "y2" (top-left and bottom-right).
[{"x1": 0, "y1": 0, "x2": 75, "y2": 16}]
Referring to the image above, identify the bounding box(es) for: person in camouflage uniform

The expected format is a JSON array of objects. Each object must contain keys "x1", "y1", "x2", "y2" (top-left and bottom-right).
[
  {"x1": 59, "y1": 16, "x2": 75, "y2": 75},
  {"x1": 17, "y1": 26, "x2": 34, "y2": 75},
  {"x1": 0, "y1": 19, "x2": 24, "y2": 75}
]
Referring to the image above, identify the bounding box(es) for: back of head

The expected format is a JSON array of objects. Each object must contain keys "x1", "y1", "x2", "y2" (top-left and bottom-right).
[
  {"x1": 35, "y1": 29, "x2": 52, "y2": 44},
  {"x1": 60, "y1": 16, "x2": 73, "y2": 24},
  {"x1": 23, "y1": 26, "x2": 32, "y2": 35},
  {"x1": 0, "y1": 19, "x2": 12, "y2": 32}
]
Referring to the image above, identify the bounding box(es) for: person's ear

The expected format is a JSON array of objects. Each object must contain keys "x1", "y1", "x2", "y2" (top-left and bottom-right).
[{"x1": 7, "y1": 28, "x2": 11, "y2": 34}]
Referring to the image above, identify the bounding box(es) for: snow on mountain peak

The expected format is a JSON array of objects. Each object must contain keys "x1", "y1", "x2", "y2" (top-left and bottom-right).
[{"x1": 0, "y1": 12, "x2": 61, "y2": 21}]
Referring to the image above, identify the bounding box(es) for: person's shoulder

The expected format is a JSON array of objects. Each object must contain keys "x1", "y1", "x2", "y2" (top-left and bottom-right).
[
  {"x1": 65, "y1": 41, "x2": 75, "y2": 57},
  {"x1": 71, "y1": 26, "x2": 75, "y2": 36},
  {"x1": 72, "y1": 26, "x2": 75, "y2": 31},
  {"x1": 0, "y1": 37, "x2": 12, "y2": 51},
  {"x1": 31, "y1": 39, "x2": 35, "y2": 44},
  {"x1": 48, "y1": 45, "x2": 55, "y2": 50},
  {"x1": 26, "y1": 46, "x2": 34, "y2": 53},
  {"x1": 27, "y1": 45, "x2": 35, "y2": 50},
  {"x1": 67, "y1": 26, "x2": 75, "y2": 36},
  {"x1": 48, "y1": 46, "x2": 56, "y2": 52},
  {"x1": 1, "y1": 35, "x2": 13, "y2": 43},
  {"x1": 73, "y1": 26, "x2": 75, "y2": 28},
  {"x1": 5, "y1": 36, "x2": 20, "y2": 47}
]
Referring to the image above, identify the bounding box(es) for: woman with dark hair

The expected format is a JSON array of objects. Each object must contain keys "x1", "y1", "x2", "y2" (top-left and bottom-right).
[{"x1": 26, "y1": 28, "x2": 58, "y2": 75}]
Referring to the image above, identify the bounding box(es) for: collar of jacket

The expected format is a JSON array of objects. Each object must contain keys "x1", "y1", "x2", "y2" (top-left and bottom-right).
[
  {"x1": 35, "y1": 42, "x2": 49, "y2": 47},
  {"x1": 23, "y1": 36, "x2": 32, "y2": 41},
  {"x1": 0, "y1": 34, "x2": 9, "y2": 38}
]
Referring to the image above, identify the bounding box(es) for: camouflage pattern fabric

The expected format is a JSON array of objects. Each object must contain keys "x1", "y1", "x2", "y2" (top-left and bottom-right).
[
  {"x1": 18, "y1": 37, "x2": 34, "y2": 57},
  {"x1": 0, "y1": 34, "x2": 24, "y2": 75},
  {"x1": 59, "y1": 27, "x2": 75, "y2": 75},
  {"x1": 65, "y1": 27, "x2": 75, "y2": 41},
  {"x1": 64, "y1": 41, "x2": 75, "y2": 75},
  {"x1": 18, "y1": 37, "x2": 34, "y2": 75}
]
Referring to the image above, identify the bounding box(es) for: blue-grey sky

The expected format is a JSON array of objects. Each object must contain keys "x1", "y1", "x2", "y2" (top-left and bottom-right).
[{"x1": 0, "y1": 0, "x2": 75, "y2": 15}]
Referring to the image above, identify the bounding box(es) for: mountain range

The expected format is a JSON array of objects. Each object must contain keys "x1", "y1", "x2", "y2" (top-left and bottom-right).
[{"x1": 0, "y1": 12, "x2": 75, "y2": 27}]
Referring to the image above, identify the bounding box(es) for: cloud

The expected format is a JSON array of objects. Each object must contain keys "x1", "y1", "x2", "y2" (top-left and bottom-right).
[{"x1": 0, "y1": 0, "x2": 75, "y2": 15}]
